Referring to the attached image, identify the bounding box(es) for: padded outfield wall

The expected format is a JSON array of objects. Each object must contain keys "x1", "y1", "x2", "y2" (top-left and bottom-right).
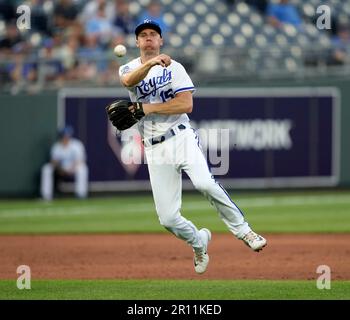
[{"x1": 0, "y1": 78, "x2": 349, "y2": 196}]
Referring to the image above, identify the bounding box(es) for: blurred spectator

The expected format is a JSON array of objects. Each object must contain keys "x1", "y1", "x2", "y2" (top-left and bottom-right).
[
  {"x1": 113, "y1": 0, "x2": 136, "y2": 36},
  {"x1": 29, "y1": 0, "x2": 53, "y2": 35},
  {"x1": 6, "y1": 45, "x2": 38, "y2": 94},
  {"x1": 329, "y1": 24, "x2": 350, "y2": 65},
  {"x1": 267, "y1": 0, "x2": 302, "y2": 29},
  {"x1": 85, "y1": 2, "x2": 116, "y2": 45},
  {"x1": 0, "y1": 22, "x2": 37, "y2": 93},
  {"x1": 138, "y1": 0, "x2": 169, "y2": 36},
  {"x1": 98, "y1": 38, "x2": 122, "y2": 84},
  {"x1": 77, "y1": 34, "x2": 105, "y2": 81},
  {"x1": 79, "y1": 0, "x2": 116, "y2": 25},
  {"x1": 37, "y1": 38, "x2": 65, "y2": 85},
  {"x1": 0, "y1": 0, "x2": 16, "y2": 22},
  {"x1": 54, "y1": 0, "x2": 79, "y2": 29},
  {"x1": 57, "y1": 34, "x2": 80, "y2": 79},
  {"x1": 0, "y1": 23, "x2": 23, "y2": 55},
  {"x1": 40, "y1": 126, "x2": 88, "y2": 201}
]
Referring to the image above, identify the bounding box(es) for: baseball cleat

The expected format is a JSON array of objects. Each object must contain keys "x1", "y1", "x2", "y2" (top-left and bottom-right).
[
  {"x1": 242, "y1": 231, "x2": 267, "y2": 252},
  {"x1": 193, "y1": 228, "x2": 211, "y2": 274}
]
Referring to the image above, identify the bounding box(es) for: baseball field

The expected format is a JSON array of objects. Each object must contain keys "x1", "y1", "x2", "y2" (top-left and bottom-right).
[{"x1": 0, "y1": 189, "x2": 350, "y2": 300}]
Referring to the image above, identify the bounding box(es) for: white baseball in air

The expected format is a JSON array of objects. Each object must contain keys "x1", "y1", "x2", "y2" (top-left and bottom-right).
[{"x1": 114, "y1": 44, "x2": 127, "y2": 57}]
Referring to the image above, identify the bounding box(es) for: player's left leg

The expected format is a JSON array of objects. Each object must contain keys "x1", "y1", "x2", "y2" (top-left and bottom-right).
[
  {"x1": 40, "y1": 163, "x2": 54, "y2": 200},
  {"x1": 182, "y1": 129, "x2": 267, "y2": 251},
  {"x1": 74, "y1": 163, "x2": 88, "y2": 199}
]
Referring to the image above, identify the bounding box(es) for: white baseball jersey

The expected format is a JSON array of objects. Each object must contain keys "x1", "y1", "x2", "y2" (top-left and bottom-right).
[
  {"x1": 51, "y1": 138, "x2": 86, "y2": 171},
  {"x1": 119, "y1": 58, "x2": 195, "y2": 139}
]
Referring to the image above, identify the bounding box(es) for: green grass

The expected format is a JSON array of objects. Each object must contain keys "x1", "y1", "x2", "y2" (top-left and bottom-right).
[
  {"x1": 1, "y1": 191, "x2": 349, "y2": 300},
  {"x1": 0, "y1": 190, "x2": 350, "y2": 234},
  {"x1": 0, "y1": 280, "x2": 349, "y2": 300}
]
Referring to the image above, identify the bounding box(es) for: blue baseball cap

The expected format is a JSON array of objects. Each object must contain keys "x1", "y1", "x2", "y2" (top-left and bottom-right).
[
  {"x1": 58, "y1": 126, "x2": 74, "y2": 138},
  {"x1": 135, "y1": 19, "x2": 162, "y2": 38}
]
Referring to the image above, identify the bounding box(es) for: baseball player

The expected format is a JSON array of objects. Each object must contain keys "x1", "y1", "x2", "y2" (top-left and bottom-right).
[
  {"x1": 40, "y1": 126, "x2": 88, "y2": 201},
  {"x1": 106, "y1": 19, "x2": 267, "y2": 274}
]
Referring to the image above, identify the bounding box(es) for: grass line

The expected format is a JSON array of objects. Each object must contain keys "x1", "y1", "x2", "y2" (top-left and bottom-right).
[
  {"x1": 0, "y1": 191, "x2": 349, "y2": 234},
  {"x1": 0, "y1": 279, "x2": 349, "y2": 300}
]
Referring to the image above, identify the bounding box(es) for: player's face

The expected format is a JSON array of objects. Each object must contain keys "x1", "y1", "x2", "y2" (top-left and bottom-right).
[
  {"x1": 61, "y1": 135, "x2": 70, "y2": 145},
  {"x1": 136, "y1": 29, "x2": 163, "y2": 54}
]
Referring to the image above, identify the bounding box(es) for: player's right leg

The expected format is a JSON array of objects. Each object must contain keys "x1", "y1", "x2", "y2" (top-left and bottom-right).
[
  {"x1": 146, "y1": 148, "x2": 203, "y2": 249},
  {"x1": 145, "y1": 143, "x2": 211, "y2": 273},
  {"x1": 74, "y1": 163, "x2": 88, "y2": 199},
  {"x1": 40, "y1": 163, "x2": 54, "y2": 200}
]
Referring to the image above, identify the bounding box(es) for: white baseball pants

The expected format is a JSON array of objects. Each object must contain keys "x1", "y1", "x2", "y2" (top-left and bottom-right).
[
  {"x1": 145, "y1": 127, "x2": 252, "y2": 250},
  {"x1": 40, "y1": 163, "x2": 88, "y2": 200}
]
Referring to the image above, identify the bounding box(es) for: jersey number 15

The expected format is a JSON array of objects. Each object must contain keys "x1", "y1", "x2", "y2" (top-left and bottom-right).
[{"x1": 160, "y1": 89, "x2": 175, "y2": 102}]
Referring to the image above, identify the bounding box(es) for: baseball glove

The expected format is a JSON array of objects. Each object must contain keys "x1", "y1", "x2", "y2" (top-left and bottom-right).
[{"x1": 106, "y1": 100, "x2": 145, "y2": 131}]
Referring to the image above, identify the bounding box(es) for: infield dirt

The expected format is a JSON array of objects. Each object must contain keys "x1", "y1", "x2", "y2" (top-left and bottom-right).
[{"x1": 1, "y1": 234, "x2": 349, "y2": 280}]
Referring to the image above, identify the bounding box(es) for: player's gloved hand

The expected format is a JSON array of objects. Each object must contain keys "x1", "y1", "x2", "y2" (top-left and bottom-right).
[{"x1": 106, "y1": 100, "x2": 145, "y2": 131}]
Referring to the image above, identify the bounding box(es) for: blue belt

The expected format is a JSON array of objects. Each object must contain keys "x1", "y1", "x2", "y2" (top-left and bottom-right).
[{"x1": 144, "y1": 124, "x2": 187, "y2": 146}]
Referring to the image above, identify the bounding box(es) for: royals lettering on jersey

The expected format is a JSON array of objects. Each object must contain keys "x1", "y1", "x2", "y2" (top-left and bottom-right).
[
  {"x1": 119, "y1": 58, "x2": 195, "y2": 140},
  {"x1": 136, "y1": 68, "x2": 172, "y2": 99}
]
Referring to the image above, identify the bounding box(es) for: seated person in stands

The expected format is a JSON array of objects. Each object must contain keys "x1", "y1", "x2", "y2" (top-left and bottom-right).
[
  {"x1": 113, "y1": 0, "x2": 136, "y2": 36},
  {"x1": 329, "y1": 24, "x2": 350, "y2": 65},
  {"x1": 53, "y1": 0, "x2": 79, "y2": 29},
  {"x1": 0, "y1": 23, "x2": 23, "y2": 55},
  {"x1": 267, "y1": 0, "x2": 302, "y2": 29},
  {"x1": 40, "y1": 126, "x2": 88, "y2": 200}
]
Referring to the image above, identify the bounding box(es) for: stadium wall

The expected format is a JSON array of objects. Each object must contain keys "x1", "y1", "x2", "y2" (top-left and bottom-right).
[
  {"x1": 0, "y1": 94, "x2": 57, "y2": 197},
  {"x1": 0, "y1": 77, "x2": 349, "y2": 196},
  {"x1": 225, "y1": 77, "x2": 350, "y2": 188}
]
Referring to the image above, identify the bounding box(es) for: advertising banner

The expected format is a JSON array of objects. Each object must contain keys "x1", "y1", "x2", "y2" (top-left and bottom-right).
[{"x1": 58, "y1": 87, "x2": 340, "y2": 190}]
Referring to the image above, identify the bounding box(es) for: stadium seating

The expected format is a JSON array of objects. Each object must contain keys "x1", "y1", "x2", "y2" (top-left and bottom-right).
[
  {"x1": 0, "y1": 0, "x2": 348, "y2": 90},
  {"x1": 140, "y1": 0, "x2": 343, "y2": 74}
]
